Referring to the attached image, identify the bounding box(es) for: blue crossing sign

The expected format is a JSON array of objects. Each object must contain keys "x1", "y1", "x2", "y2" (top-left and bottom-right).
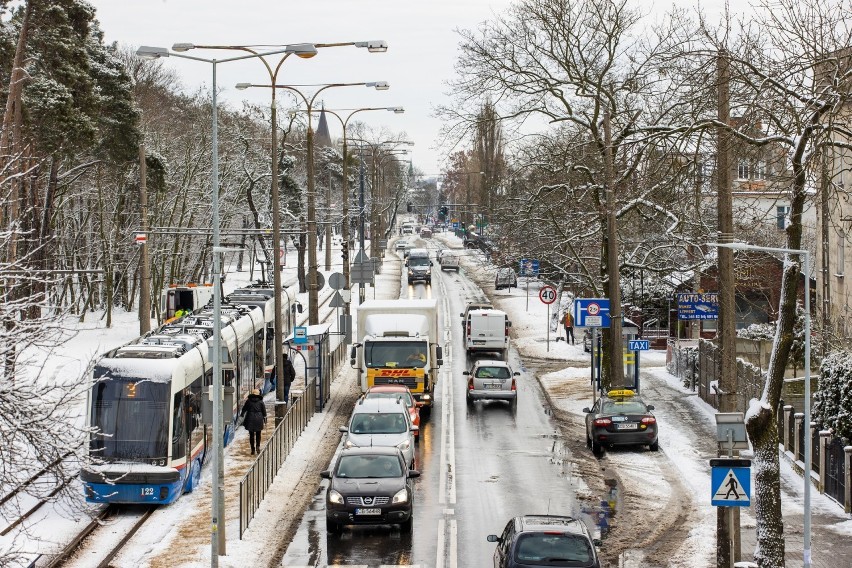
[
  {"x1": 710, "y1": 458, "x2": 751, "y2": 507},
  {"x1": 628, "y1": 340, "x2": 650, "y2": 351}
]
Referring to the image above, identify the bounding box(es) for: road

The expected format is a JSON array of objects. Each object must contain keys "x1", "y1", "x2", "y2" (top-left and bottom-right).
[{"x1": 280, "y1": 241, "x2": 589, "y2": 567}]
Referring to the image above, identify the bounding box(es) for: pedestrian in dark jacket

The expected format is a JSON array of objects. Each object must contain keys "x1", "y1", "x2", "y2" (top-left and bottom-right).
[
  {"x1": 240, "y1": 389, "x2": 267, "y2": 455},
  {"x1": 282, "y1": 352, "x2": 297, "y2": 404}
]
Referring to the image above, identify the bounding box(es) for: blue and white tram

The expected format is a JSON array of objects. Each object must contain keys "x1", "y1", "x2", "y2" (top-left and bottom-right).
[{"x1": 82, "y1": 302, "x2": 266, "y2": 504}]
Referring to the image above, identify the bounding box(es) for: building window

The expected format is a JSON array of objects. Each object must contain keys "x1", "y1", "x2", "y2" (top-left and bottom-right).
[
  {"x1": 737, "y1": 161, "x2": 749, "y2": 180},
  {"x1": 776, "y1": 206, "x2": 790, "y2": 230},
  {"x1": 754, "y1": 160, "x2": 766, "y2": 180},
  {"x1": 838, "y1": 230, "x2": 846, "y2": 277}
]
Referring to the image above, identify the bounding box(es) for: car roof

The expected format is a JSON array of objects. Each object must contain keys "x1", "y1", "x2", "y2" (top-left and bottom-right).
[
  {"x1": 474, "y1": 359, "x2": 510, "y2": 366},
  {"x1": 515, "y1": 515, "x2": 589, "y2": 535},
  {"x1": 352, "y1": 397, "x2": 407, "y2": 413},
  {"x1": 366, "y1": 385, "x2": 413, "y2": 393},
  {"x1": 339, "y1": 446, "x2": 402, "y2": 458}
]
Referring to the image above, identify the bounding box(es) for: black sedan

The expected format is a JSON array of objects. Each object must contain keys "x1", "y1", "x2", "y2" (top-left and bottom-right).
[
  {"x1": 583, "y1": 389, "x2": 658, "y2": 454},
  {"x1": 321, "y1": 446, "x2": 420, "y2": 534}
]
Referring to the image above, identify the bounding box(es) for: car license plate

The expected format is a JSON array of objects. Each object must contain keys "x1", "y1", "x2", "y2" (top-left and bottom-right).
[
  {"x1": 484, "y1": 383, "x2": 501, "y2": 389},
  {"x1": 617, "y1": 423, "x2": 638, "y2": 430},
  {"x1": 473, "y1": 340, "x2": 485, "y2": 345},
  {"x1": 355, "y1": 508, "x2": 381, "y2": 515}
]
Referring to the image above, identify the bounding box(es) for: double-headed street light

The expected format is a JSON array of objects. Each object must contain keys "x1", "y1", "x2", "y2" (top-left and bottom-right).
[
  {"x1": 292, "y1": 106, "x2": 405, "y2": 321},
  {"x1": 136, "y1": 41, "x2": 312, "y2": 565},
  {"x1": 236, "y1": 82, "x2": 391, "y2": 326}
]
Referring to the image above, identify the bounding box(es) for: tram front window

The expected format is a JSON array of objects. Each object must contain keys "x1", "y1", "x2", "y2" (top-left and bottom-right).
[{"x1": 89, "y1": 377, "x2": 169, "y2": 462}]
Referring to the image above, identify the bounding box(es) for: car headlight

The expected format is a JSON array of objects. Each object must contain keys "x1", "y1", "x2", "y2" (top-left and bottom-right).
[
  {"x1": 392, "y1": 488, "x2": 409, "y2": 504},
  {"x1": 421, "y1": 394, "x2": 431, "y2": 401},
  {"x1": 397, "y1": 439, "x2": 410, "y2": 451},
  {"x1": 344, "y1": 439, "x2": 356, "y2": 449},
  {"x1": 328, "y1": 489, "x2": 344, "y2": 504}
]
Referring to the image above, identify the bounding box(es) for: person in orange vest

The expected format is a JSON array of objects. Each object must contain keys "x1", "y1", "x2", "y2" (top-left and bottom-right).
[{"x1": 563, "y1": 310, "x2": 575, "y2": 344}]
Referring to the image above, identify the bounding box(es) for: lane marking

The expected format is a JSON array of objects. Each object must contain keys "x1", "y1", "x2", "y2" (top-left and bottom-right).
[
  {"x1": 449, "y1": 517, "x2": 458, "y2": 568},
  {"x1": 436, "y1": 517, "x2": 446, "y2": 568}
]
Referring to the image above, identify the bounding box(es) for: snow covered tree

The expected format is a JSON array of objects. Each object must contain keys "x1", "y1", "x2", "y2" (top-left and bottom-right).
[{"x1": 814, "y1": 351, "x2": 852, "y2": 441}]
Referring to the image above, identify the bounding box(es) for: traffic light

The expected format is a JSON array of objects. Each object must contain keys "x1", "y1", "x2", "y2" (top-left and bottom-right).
[
  {"x1": 439, "y1": 206, "x2": 448, "y2": 220},
  {"x1": 407, "y1": 202, "x2": 413, "y2": 213}
]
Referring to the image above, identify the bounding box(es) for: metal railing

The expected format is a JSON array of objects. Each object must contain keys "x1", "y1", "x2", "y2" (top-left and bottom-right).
[{"x1": 238, "y1": 379, "x2": 317, "y2": 538}]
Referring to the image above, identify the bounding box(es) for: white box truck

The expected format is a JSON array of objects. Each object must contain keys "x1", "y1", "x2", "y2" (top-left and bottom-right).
[
  {"x1": 351, "y1": 299, "x2": 443, "y2": 416},
  {"x1": 463, "y1": 308, "x2": 511, "y2": 359}
]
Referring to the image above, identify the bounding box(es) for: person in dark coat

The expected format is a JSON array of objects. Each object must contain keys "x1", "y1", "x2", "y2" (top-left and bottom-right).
[
  {"x1": 282, "y1": 352, "x2": 297, "y2": 404},
  {"x1": 240, "y1": 389, "x2": 267, "y2": 454}
]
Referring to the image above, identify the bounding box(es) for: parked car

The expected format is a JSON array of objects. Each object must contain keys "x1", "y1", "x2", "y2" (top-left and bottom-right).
[
  {"x1": 340, "y1": 397, "x2": 418, "y2": 467},
  {"x1": 487, "y1": 514, "x2": 602, "y2": 567},
  {"x1": 464, "y1": 359, "x2": 519, "y2": 407},
  {"x1": 495, "y1": 268, "x2": 518, "y2": 290},
  {"x1": 363, "y1": 385, "x2": 422, "y2": 438},
  {"x1": 321, "y1": 446, "x2": 419, "y2": 534},
  {"x1": 583, "y1": 388, "x2": 658, "y2": 454}
]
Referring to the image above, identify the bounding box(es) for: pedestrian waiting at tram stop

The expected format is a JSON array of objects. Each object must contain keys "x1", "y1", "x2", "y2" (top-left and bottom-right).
[{"x1": 241, "y1": 389, "x2": 267, "y2": 455}]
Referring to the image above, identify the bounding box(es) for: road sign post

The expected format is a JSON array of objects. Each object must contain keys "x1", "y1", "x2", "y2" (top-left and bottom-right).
[{"x1": 539, "y1": 285, "x2": 556, "y2": 352}]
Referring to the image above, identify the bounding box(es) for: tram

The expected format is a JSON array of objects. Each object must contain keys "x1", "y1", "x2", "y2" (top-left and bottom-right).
[{"x1": 82, "y1": 293, "x2": 278, "y2": 505}]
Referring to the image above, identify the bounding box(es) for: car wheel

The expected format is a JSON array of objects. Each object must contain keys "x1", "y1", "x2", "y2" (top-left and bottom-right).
[
  {"x1": 327, "y1": 518, "x2": 343, "y2": 534},
  {"x1": 586, "y1": 433, "x2": 592, "y2": 449},
  {"x1": 466, "y1": 392, "x2": 474, "y2": 406},
  {"x1": 591, "y1": 439, "x2": 603, "y2": 455},
  {"x1": 649, "y1": 440, "x2": 659, "y2": 452},
  {"x1": 400, "y1": 514, "x2": 413, "y2": 534},
  {"x1": 510, "y1": 397, "x2": 518, "y2": 410}
]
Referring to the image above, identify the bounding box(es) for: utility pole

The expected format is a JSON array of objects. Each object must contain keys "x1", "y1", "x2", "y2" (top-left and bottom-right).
[
  {"x1": 603, "y1": 109, "x2": 624, "y2": 388},
  {"x1": 138, "y1": 143, "x2": 151, "y2": 335},
  {"x1": 716, "y1": 49, "x2": 739, "y2": 568}
]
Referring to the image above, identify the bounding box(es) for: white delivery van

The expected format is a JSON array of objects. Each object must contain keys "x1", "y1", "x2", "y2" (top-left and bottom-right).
[{"x1": 463, "y1": 308, "x2": 511, "y2": 359}]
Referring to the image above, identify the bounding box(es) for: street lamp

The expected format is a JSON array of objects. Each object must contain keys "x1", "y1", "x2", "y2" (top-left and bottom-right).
[
  {"x1": 292, "y1": 106, "x2": 405, "y2": 322},
  {"x1": 237, "y1": 82, "x2": 391, "y2": 325},
  {"x1": 709, "y1": 240, "x2": 812, "y2": 567},
  {"x1": 136, "y1": 42, "x2": 306, "y2": 565}
]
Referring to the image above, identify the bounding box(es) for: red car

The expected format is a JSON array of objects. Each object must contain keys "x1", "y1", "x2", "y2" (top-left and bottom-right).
[{"x1": 363, "y1": 385, "x2": 422, "y2": 439}]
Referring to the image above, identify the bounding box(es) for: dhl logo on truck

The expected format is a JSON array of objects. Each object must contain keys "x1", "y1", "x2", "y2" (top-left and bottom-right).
[{"x1": 376, "y1": 369, "x2": 418, "y2": 377}]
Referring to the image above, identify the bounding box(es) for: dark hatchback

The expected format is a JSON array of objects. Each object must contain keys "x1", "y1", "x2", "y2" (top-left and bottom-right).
[
  {"x1": 487, "y1": 515, "x2": 601, "y2": 567},
  {"x1": 583, "y1": 389, "x2": 658, "y2": 454},
  {"x1": 321, "y1": 446, "x2": 420, "y2": 534}
]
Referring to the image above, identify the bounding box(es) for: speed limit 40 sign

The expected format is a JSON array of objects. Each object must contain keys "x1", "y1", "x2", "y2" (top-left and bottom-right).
[{"x1": 539, "y1": 285, "x2": 557, "y2": 304}]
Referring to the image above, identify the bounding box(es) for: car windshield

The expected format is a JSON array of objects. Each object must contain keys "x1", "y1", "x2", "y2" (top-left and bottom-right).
[
  {"x1": 475, "y1": 366, "x2": 511, "y2": 379},
  {"x1": 349, "y1": 412, "x2": 407, "y2": 434},
  {"x1": 365, "y1": 340, "x2": 428, "y2": 368},
  {"x1": 336, "y1": 454, "x2": 404, "y2": 478},
  {"x1": 366, "y1": 391, "x2": 414, "y2": 408},
  {"x1": 409, "y1": 256, "x2": 429, "y2": 267},
  {"x1": 601, "y1": 400, "x2": 648, "y2": 414},
  {"x1": 514, "y1": 533, "x2": 594, "y2": 565}
]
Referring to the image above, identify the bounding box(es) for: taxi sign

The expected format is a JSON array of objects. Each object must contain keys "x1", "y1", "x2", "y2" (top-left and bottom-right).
[{"x1": 607, "y1": 389, "x2": 635, "y2": 398}]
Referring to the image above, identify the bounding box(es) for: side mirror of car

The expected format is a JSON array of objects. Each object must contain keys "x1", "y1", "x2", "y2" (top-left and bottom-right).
[
  {"x1": 513, "y1": 372, "x2": 520, "y2": 376},
  {"x1": 408, "y1": 469, "x2": 421, "y2": 478},
  {"x1": 582, "y1": 407, "x2": 591, "y2": 413},
  {"x1": 405, "y1": 260, "x2": 409, "y2": 267},
  {"x1": 508, "y1": 321, "x2": 512, "y2": 327},
  {"x1": 646, "y1": 405, "x2": 655, "y2": 411},
  {"x1": 593, "y1": 538, "x2": 603, "y2": 547},
  {"x1": 460, "y1": 313, "x2": 464, "y2": 318},
  {"x1": 486, "y1": 534, "x2": 501, "y2": 543},
  {"x1": 320, "y1": 470, "x2": 331, "y2": 479},
  {"x1": 338, "y1": 426, "x2": 349, "y2": 433},
  {"x1": 411, "y1": 425, "x2": 419, "y2": 433},
  {"x1": 462, "y1": 371, "x2": 470, "y2": 376}
]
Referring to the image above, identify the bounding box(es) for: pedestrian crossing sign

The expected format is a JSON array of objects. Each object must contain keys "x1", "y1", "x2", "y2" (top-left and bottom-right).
[{"x1": 710, "y1": 459, "x2": 751, "y2": 507}]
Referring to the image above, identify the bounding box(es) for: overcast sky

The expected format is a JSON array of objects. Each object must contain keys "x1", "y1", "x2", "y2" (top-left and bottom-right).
[{"x1": 89, "y1": 0, "x2": 724, "y2": 176}]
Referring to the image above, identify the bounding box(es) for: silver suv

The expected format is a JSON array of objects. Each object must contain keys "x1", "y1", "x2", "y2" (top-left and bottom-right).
[{"x1": 340, "y1": 398, "x2": 418, "y2": 467}]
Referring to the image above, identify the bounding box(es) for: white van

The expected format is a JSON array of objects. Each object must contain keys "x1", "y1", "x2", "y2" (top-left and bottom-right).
[{"x1": 463, "y1": 308, "x2": 511, "y2": 359}]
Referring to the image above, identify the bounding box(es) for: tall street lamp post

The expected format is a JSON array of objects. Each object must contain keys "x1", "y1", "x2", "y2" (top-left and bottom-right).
[
  {"x1": 296, "y1": 106, "x2": 405, "y2": 320},
  {"x1": 136, "y1": 42, "x2": 302, "y2": 566},
  {"x1": 236, "y1": 82, "x2": 390, "y2": 325},
  {"x1": 710, "y1": 240, "x2": 812, "y2": 568}
]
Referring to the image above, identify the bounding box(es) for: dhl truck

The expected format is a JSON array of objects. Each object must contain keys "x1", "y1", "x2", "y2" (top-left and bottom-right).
[{"x1": 351, "y1": 299, "x2": 443, "y2": 417}]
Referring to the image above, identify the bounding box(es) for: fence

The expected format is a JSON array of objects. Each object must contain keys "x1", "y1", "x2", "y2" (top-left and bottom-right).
[{"x1": 239, "y1": 379, "x2": 317, "y2": 538}]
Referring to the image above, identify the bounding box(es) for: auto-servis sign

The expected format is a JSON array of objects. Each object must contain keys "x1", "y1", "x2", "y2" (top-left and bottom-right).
[{"x1": 676, "y1": 292, "x2": 719, "y2": 320}]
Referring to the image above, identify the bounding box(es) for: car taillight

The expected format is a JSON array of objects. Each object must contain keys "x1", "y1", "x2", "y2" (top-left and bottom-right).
[
  {"x1": 468, "y1": 378, "x2": 474, "y2": 390},
  {"x1": 511, "y1": 379, "x2": 516, "y2": 391},
  {"x1": 593, "y1": 417, "x2": 612, "y2": 427},
  {"x1": 467, "y1": 321, "x2": 470, "y2": 337},
  {"x1": 641, "y1": 416, "x2": 657, "y2": 425}
]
